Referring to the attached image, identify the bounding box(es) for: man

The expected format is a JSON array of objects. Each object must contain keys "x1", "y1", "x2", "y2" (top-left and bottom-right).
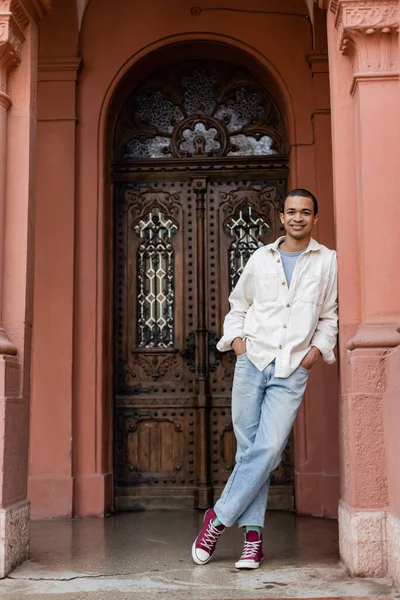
[{"x1": 192, "y1": 188, "x2": 338, "y2": 569}]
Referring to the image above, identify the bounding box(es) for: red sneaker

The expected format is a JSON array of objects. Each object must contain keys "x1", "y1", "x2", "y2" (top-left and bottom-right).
[
  {"x1": 192, "y1": 508, "x2": 225, "y2": 565},
  {"x1": 235, "y1": 530, "x2": 264, "y2": 569}
]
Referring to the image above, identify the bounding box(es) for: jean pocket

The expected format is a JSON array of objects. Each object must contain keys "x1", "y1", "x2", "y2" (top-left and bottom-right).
[
  {"x1": 236, "y1": 352, "x2": 247, "y2": 360},
  {"x1": 298, "y1": 365, "x2": 310, "y2": 374}
]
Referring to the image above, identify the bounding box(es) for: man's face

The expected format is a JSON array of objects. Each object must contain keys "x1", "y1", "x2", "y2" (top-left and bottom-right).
[{"x1": 280, "y1": 195, "x2": 318, "y2": 240}]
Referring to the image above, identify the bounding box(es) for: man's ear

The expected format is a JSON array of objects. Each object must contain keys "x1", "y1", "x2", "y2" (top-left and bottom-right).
[
  {"x1": 313, "y1": 214, "x2": 319, "y2": 225},
  {"x1": 280, "y1": 212, "x2": 285, "y2": 225}
]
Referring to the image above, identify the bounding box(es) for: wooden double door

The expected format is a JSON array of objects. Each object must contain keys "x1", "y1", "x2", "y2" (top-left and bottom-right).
[{"x1": 113, "y1": 169, "x2": 294, "y2": 511}]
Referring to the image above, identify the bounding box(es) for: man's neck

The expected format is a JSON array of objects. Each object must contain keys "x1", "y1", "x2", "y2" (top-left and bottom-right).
[{"x1": 279, "y1": 235, "x2": 311, "y2": 253}]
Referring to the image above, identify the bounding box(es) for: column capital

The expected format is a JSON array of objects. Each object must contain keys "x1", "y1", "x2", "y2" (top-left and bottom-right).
[
  {"x1": 0, "y1": 0, "x2": 29, "y2": 79},
  {"x1": 332, "y1": 1, "x2": 399, "y2": 75},
  {"x1": 38, "y1": 57, "x2": 82, "y2": 82}
]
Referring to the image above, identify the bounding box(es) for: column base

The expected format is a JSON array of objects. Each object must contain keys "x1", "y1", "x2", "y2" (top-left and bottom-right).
[
  {"x1": 0, "y1": 501, "x2": 30, "y2": 578},
  {"x1": 339, "y1": 500, "x2": 387, "y2": 577},
  {"x1": 295, "y1": 473, "x2": 340, "y2": 518},
  {"x1": 29, "y1": 475, "x2": 73, "y2": 519},
  {"x1": 387, "y1": 511, "x2": 400, "y2": 588},
  {"x1": 74, "y1": 473, "x2": 113, "y2": 517}
]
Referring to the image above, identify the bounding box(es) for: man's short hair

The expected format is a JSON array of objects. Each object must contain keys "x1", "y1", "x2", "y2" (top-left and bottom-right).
[{"x1": 281, "y1": 188, "x2": 319, "y2": 215}]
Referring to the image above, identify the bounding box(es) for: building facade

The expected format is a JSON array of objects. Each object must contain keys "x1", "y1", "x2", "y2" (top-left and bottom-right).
[{"x1": 0, "y1": 0, "x2": 399, "y2": 586}]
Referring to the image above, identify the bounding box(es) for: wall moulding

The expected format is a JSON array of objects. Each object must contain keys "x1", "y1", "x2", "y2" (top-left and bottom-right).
[
  {"x1": 38, "y1": 57, "x2": 82, "y2": 82},
  {"x1": 306, "y1": 50, "x2": 329, "y2": 72},
  {"x1": 347, "y1": 322, "x2": 400, "y2": 351},
  {"x1": 332, "y1": 1, "x2": 399, "y2": 73}
]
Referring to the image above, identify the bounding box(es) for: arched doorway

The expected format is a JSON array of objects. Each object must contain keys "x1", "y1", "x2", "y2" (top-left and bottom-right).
[
  {"x1": 112, "y1": 60, "x2": 292, "y2": 511},
  {"x1": 31, "y1": 4, "x2": 338, "y2": 522}
]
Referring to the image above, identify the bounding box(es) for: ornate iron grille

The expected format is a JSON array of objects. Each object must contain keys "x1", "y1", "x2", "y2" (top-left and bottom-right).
[
  {"x1": 135, "y1": 208, "x2": 178, "y2": 347},
  {"x1": 225, "y1": 204, "x2": 270, "y2": 291},
  {"x1": 114, "y1": 62, "x2": 286, "y2": 160}
]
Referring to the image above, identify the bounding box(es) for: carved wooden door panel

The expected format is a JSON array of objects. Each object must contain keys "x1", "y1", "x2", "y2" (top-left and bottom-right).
[
  {"x1": 114, "y1": 180, "x2": 202, "y2": 510},
  {"x1": 114, "y1": 176, "x2": 294, "y2": 511}
]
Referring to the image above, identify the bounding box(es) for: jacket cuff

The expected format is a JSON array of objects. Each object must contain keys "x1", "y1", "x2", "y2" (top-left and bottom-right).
[
  {"x1": 311, "y1": 339, "x2": 336, "y2": 364},
  {"x1": 216, "y1": 334, "x2": 243, "y2": 353}
]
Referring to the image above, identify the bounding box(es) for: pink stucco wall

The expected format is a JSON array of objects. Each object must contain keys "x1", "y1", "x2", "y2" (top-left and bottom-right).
[
  {"x1": 0, "y1": 0, "x2": 42, "y2": 573},
  {"x1": 384, "y1": 338, "x2": 400, "y2": 584},
  {"x1": 328, "y1": 0, "x2": 400, "y2": 508},
  {"x1": 384, "y1": 341, "x2": 400, "y2": 518},
  {"x1": 30, "y1": 0, "x2": 339, "y2": 519},
  {"x1": 327, "y1": 1, "x2": 400, "y2": 581},
  {"x1": 0, "y1": 18, "x2": 41, "y2": 512},
  {"x1": 0, "y1": 0, "x2": 399, "y2": 586}
]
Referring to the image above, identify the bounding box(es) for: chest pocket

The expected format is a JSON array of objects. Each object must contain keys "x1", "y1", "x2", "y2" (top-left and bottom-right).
[
  {"x1": 297, "y1": 275, "x2": 327, "y2": 306},
  {"x1": 255, "y1": 274, "x2": 278, "y2": 303}
]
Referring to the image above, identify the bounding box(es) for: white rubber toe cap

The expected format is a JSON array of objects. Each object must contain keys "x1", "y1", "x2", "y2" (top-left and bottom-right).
[
  {"x1": 192, "y1": 541, "x2": 211, "y2": 565},
  {"x1": 235, "y1": 559, "x2": 260, "y2": 569}
]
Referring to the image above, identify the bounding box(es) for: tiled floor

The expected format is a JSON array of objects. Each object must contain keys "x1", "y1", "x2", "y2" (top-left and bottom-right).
[{"x1": 0, "y1": 511, "x2": 396, "y2": 599}]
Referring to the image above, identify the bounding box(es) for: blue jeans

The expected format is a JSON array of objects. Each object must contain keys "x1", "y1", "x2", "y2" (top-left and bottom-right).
[{"x1": 214, "y1": 354, "x2": 309, "y2": 528}]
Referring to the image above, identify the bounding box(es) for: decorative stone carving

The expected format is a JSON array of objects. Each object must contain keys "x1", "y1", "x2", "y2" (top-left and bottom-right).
[
  {"x1": 333, "y1": 1, "x2": 399, "y2": 74},
  {"x1": 0, "y1": 0, "x2": 28, "y2": 77},
  {"x1": 0, "y1": 0, "x2": 30, "y2": 356},
  {"x1": 0, "y1": 89, "x2": 11, "y2": 109}
]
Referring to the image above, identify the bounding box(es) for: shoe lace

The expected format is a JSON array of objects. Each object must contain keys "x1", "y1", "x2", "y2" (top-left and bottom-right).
[
  {"x1": 240, "y1": 539, "x2": 262, "y2": 560},
  {"x1": 200, "y1": 521, "x2": 223, "y2": 551}
]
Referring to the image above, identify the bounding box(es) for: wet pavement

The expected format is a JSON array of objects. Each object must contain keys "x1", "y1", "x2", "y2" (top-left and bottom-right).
[{"x1": 0, "y1": 511, "x2": 396, "y2": 599}]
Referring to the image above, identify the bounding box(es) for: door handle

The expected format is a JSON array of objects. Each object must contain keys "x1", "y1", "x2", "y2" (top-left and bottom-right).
[
  {"x1": 208, "y1": 330, "x2": 221, "y2": 372},
  {"x1": 180, "y1": 332, "x2": 196, "y2": 372}
]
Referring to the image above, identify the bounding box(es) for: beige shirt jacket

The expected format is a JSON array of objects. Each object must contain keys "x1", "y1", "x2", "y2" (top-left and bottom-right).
[{"x1": 216, "y1": 236, "x2": 338, "y2": 378}]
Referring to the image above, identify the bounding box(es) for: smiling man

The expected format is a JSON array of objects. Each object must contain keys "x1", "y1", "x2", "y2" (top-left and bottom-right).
[{"x1": 192, "y1": 188, "x2": 338, "y2": 569}]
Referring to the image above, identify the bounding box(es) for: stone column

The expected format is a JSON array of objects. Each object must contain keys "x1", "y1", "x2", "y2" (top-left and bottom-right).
[
  {"x1": 327, "y1": 0, "x2": 400, "y2": 578},
  {"x1": 0, "y1": 0, "x2": 29, "y2": 578},
  {"x1": 0, "y1": 1, "x2": 26, "y2": 354},
  {"x1": 29, "y1": 57, "x2": 81, "y2": 519},
  {"x1": 384, "y1": 328, "x2": 400, "y2": 588},
  {"x1": 294, "y1": 50, "x2": 340, "y2": 519},
  {"x1": 0, "y1": 0, "x2": 51, "y2": 577}
]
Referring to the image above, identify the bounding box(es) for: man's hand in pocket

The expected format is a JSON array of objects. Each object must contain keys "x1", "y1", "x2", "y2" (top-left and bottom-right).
[
  {"x1": 232, "y1": 337, "x2": 247, "y2": 357},
  {"x1": 300, "y1": 346, "x2": 321, "y2": 371}
]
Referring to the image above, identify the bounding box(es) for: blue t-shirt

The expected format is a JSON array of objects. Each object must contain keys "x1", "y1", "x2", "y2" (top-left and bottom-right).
[{"x1": 278, "y1": 247, "x2": 306, "y2": 288}]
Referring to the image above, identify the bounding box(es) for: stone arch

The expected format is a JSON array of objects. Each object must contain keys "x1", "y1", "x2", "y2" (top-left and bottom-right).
[
  {"x1": 101, "y1": 34, "x2": 298, "y2": 160},
  {"x1": 34, "y1": 0, "x2": 336, "y2": 519},
  {"x1": 97, "y1": 34, "x2": 319, "y2": 513}
]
